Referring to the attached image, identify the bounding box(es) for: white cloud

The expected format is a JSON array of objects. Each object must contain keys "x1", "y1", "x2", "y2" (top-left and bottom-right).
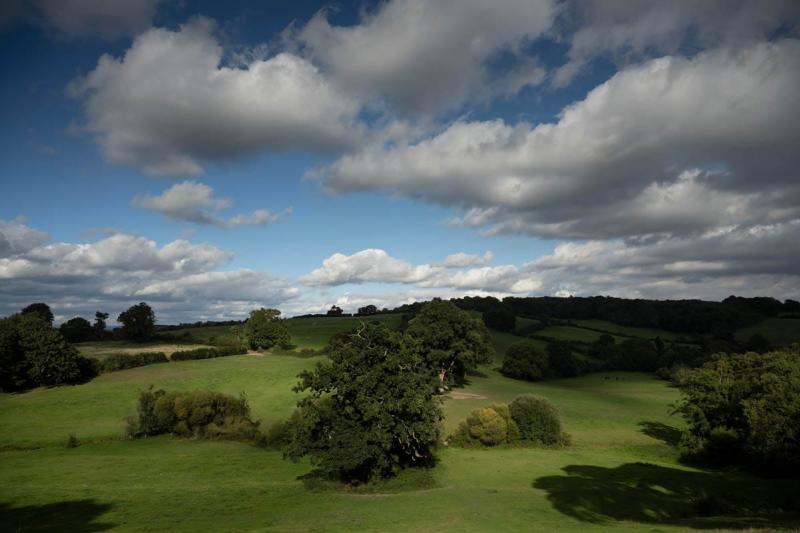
[
  {"x1": 292, "y1": 0, "x2": 557, "y2": 114},
  {"x1": 321, "y1": 40, "x2": 800, "y2": 240},
  {"x1": 132, "y1": 181, "x2": 289, "y2": 228},
  {"x1": 555, "y1": 0, "x2": 800, "y2": 86},
  {"x1": 3, "y1": 0, "x2": 163, "y2": 40},
  {"x1": 71, "y1": 17, "x2": 363, "y2": 177},
  {"x1": 443, "y1": 251, "x2": 494, "y2": 268},
  {"x1": 0, "y1": 219, "x2": 298, "y2": 323},
  {"x1": 0, "y1": 217, "x2": 49, "y2": 257}
]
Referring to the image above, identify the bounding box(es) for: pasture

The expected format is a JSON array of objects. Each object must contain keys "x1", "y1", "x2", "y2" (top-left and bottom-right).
[{"x1": 1, "y1": 316, "x2": 798, "y2": 531}]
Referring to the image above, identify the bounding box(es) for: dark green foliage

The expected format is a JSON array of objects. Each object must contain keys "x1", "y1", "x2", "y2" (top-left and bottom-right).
[
  {"x1": 326, "y1": 305, "x2": 344, "y2": 316},
  {"x1": 286, "y1": 322, "x2": 442, "y2": 483},
  {"x1": 357, "y1": 304, "x2": 378, "y2": 316},
  {"x1": 169, "y1": 345, "x2": 241, "y2": 361},
  {"x1": 0, "y1": 313, "x2": 94, "y2": 390},
  {"x1": 405, "y1": 299, "x2": 494, "y2": 387},
  {"x1": 127, "y1": 388, "x2": 261, "y2": 442},
  {"x1": 608, "y1": 338, "x2": 661, "y2": 372},
  {"x1": 674, "y1": 346, "x2": 800, "y2": 472},
  {"x1": 263, "y1": 410, "x2": 303, "y2": 449},
  {"x1": 21, "y1": 303, "x2": 54, "y2": 325},
  {"x1": 59, "y1": 317, "x2": 94, "y2": 343},
  {"x1": 241, "y1": 308, "x2": 291, "y2": 350},
  {"x1": 117, "y1": 302, "x2": 156, "y2": 342},
  {"x1": 509, "y1": 394, "x2": 563, "y2": 444},
  {"x1": 546, "y1": 340, "x2": 581, "y2": 377},
  {"x1": 501, "y1": 340, "x2": 550, "y2": 381},
  {"x1": 100, "y1": 352, "x2": 168, "y2": 372},
  {"x1": 482, "y1": 307, "x2": 516, "y2": 332},
  {"x1": 745, "y1": 333, "x2": 771, "y2": 353},
  {"x1": 93, "y1": 311, "x2": 109, "y2": 338},
  {"x1": 450, "y1": 404, "x2": 521, "y2": 447}
]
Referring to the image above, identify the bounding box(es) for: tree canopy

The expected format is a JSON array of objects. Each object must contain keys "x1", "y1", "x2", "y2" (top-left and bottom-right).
[
  {"x1": 117, "y1": 302, "x2": 156, "y2": 342},
  {"x1": 21, "y1": 303, "x2": 54, "y2": 326},
  {"x1": 405, "y1": 299, "x2": 494, "y2": 387},
  {"x1": 239, "y1": 308, "x2": 290, "y2": 350},
  {"x1": 286, "y1": 322, "x2": 441, "y2": 482}
]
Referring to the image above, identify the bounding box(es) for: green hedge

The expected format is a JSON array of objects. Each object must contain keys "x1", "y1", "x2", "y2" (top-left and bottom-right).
[
  {"x1": 170, "y1": 345, "x2": 242, "y2": 361},
  {"x1": 101, "y1": 352, "x2": 168, "y2": 372}
]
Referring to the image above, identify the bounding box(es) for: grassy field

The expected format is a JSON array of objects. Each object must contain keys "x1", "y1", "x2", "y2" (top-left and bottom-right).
[
  {"x1": 76, "y1": 341, "x2": 212, "y2": 360},
  {"x1": 2, "y1": 320, "x2": 798, "y2": 531},
  {"x1": 536, "y1": 325, "x2": 627, "y2": 344},
  {"x1": 735, "y1": 317, "x2": 800, "y2": 347}
]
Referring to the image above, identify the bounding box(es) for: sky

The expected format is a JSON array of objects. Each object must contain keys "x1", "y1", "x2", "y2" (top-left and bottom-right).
[{"x1": 1, "y1": 0, "x2": 799, "y2": 324}]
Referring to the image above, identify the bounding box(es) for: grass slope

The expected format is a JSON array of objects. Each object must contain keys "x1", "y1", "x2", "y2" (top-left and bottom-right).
[{"x1": 2, "y1": 322, "x2": 798, "y2": 531}]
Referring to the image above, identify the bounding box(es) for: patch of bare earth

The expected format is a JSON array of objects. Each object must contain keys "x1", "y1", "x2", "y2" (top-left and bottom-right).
[{"x1": 448, "y1": 391, "x2": 488, "y2": 400}]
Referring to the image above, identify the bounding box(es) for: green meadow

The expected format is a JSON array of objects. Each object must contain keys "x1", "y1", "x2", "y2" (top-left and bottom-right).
[{"x1": 1, "y1": 316, "x2": 798, "y2": 532}]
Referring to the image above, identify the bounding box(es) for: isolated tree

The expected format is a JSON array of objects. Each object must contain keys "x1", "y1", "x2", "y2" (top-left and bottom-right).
[
  {"x1": 242, "y1": 308, "x2": 291, "y2": 350},
  {"x1": 59, "y1": 317, "x2": 94, "y2": 343},
  {"x1": 117, "y1": 302, "x2": 156, "y2": 342},
  {"x1": 21, "y1": 303, "x2": 53, "y2": 325},
  {"x1": 357, "y1": 304, "x2": 378, "y2": 316},
  {"x1": 405, "y1": 299, "x2": 494, "y2": 387},
  {"x1": 93, "y1": 311, "x2": 109, "y2": 338},
  {"x1": 546, "y1": 340, "x2": 581, "y2": 377},
  {"x1": 326, "y1": 305, "x2": 344, "y2": 317},
  {"x1": 286, "y1": 323, "x2": 441, "y2": 482}
]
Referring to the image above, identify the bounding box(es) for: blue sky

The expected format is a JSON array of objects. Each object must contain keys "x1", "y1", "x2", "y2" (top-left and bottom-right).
[{"x1": 1, "y1": 1, "x2": 799, "y2": 323}]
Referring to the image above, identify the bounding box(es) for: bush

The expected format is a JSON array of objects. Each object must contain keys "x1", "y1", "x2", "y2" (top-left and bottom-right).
[
  {"x1": 263, "y1": 410, "x2": 303, "y2": 449},
  {"x1": 101, "y1": 352, "x2": 168, "y2": 372},
  {"x1": 240, "y1": 308, "x2": 291, "y2": 351},
  {"x1": 450, "y1": 404, "x2": 520, "y2": 447},
  {"x1": 127, "y1": 388, "x2": 261, "y2": 443},
  {"x1": 546, "y1": 341, "x2": 581, "y2": 377},
  {"x1": 501, "y1": 340, "x2": 550, "y2": 381},
  {"x1": 169, "y1": 345, "x2": 241, "y2": 361},
  {"x1": 509, "y1": 395, "x2": 562, "y2": 444}
]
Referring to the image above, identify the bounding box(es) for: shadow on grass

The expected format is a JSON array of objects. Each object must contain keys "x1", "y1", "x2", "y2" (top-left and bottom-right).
[
  {"x1": 0, "y1": 500, "x2": 115, "y2": 532},
  {"x1": 533, "y1": 462, "x2": 800, "y2": 529},
  {"x1": 298, "y1": 466, "x2": 441, "y2": 494},
  {"x1": 639, "y1": 420, "x2": 682, "y2": 446}
]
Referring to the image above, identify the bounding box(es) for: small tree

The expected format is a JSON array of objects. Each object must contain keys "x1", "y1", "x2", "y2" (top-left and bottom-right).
[
  {"x1": 21, "y1": 303, "x2": 54, "y2": 326},
  {"x1": 93, "y1": 311, "x2": 109, "y2": 338},
  {"x1": 117, "y1": 302, "x2": 156, "y2": 342},
  {"x1": 60, "y1": 317, "x2": 94, "y2": 343},
  {"x1": 357, "y1": 304, "x2": 378, "y2": 316},
  {"x1": 286, "y1": 323, "x2": 441, "y2": 482},
  {"x1": 242, "y1": 308, "x2": 291, "y2": 350},
  {"x1": 405, "y1": 299, "x2": 494, "y2": 387},
  {"x1": 326, "y1": 305, "x2": 344, "y2": 317}
]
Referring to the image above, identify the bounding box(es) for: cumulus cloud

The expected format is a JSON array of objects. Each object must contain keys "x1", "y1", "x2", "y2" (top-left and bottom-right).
[
  {"x1": 1, "y1": 0, "x2": 162, "y2": 39},
  {"x1": 132, "y1": 181, "x2": 289, "y2": 228},
  {"x1": 0, "y1": 219, "x2": 298, "y2": 323},
  {"x1": 0, "y1": 218, "x2": 49, "y2": 258},
  {"x1": 70, "y1": 17, "x2": 363, "y2": 177},
  {"x1": 321, "y1": 40, "x2": 800, "y2": 240},
  {"x1": 301, "y1": 248, "x2": 540, "y2": 294},
  {"x1": 443, "y1": 251, "x2": 494, "y2": 268},
  {"x1": 292, "y1": 0, "x2": 557, "y2": 114},
  {"x1": 555, "y1": 0, "x2": 800, "y2": 86}
]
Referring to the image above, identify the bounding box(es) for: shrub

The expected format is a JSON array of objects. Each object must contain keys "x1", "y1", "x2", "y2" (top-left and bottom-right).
[
  {"x1": 509, "y1": 395, "x2": 562, "y2": 444},
  {"x1": 263, "y1": 410, "x2": 303, "y2": 449},
  {"x1": 169, "y1": 345, "x2": 241, "y2": 361},
  {"x1": 101, "y1": 352, "x2": 168, "y2": 372},
  {"x1": 501, "y1": 340, "x2": 550, "y2": 381},
  {"x1": 127, "y1": 388, "x2": 261, "y2": 443},
  {"x1": 450, "y1": 404, "x2": 520, "y2": 447}
]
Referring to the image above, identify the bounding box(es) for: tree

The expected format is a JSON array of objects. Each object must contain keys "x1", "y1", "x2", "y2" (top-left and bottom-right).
[
  {"x1": 674, "y1": 347, "x2": 800, "y2": 472},
  {"x1": 94, "y1": 311, "x2": 109, "y2": 338},
  {"x1": 482, "y1": 307, "x2": 516, "y2": 332},
  {"x1": 357, "y1": 304, "x2": 378, "y2": 316},
  {"x1": 117, "y1": 302, "x2": 156, "y2": 342},
  {"x1": 242, "y1": 308, "x2": 291, "y2": 350},
  {"x1": 21, "y1": 303, "x2": 53, "y2": 325},
  {"x1": 509, "y1": 395, "x2": 563, "y2": 444},
  {"x1": 405, "y1": 299, "x2": 494, "y2": 387},
  {"x1": 0, "y1": 313, "x2": 93, "y2": 390},
  {"x1": 59, "y1": 317, "x2": 94, "y2": 343},
  {"x1": 286, "y1": 323, "x2": 441, "y2": 482},
  {"x1": 501, "y1": 340, "x2": 550, "y2": 381},
  {"x1": 326, "y1": 305, "x2": 344, "y2": 317},
  {"x1": 546, "y1": 340, "x2": 581, "y2": 377}
]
